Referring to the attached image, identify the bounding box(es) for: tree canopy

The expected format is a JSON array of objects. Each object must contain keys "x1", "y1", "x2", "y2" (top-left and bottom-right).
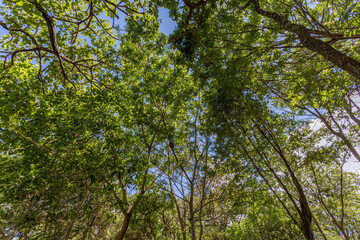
[{"x1": 1, "y1": 0, "x2": 360, "y2": 239}]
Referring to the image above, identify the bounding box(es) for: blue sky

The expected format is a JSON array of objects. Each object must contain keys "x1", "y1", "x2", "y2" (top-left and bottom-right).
[{"x1": 158, "y1": 7, "x2": 177, "y2": 35}]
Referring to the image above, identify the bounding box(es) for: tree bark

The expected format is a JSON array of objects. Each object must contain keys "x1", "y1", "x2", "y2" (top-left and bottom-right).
[
  {"x1": 189, "y1": 204, "x2": 196, "y2": 240},
  {"x1": 115, "y1": 213, "x2": 132, "y2": 240}
]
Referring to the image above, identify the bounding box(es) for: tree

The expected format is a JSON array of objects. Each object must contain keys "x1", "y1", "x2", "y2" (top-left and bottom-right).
[{"x1": 1, "y1": 0, "x2": 360, "y2": 239}]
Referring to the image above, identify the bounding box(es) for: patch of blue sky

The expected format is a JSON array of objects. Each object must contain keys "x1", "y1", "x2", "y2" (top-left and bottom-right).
[{"x1": 158, "y1": 7, "x2": 176, "y2": 35}]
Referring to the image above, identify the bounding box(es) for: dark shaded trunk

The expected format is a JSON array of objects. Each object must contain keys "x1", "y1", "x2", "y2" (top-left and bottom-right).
[
  {"x1": 189, "y1": 177, "x2": 196, "y2": 240},
  {"x1": 299, "y1": 197, "x2": 315, "y2": 240},
  {"x1": 189, "y1": 209, "x2": 196, "y2": 240},
  {"x1": 115, "y1": 213, "x2": 132, "y2": 240}
]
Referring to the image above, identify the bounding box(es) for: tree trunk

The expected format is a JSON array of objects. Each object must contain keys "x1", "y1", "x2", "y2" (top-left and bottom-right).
[
  {"x1": 189, "y1": 211, "x2": 196, "y2": 240},
  {"x1": 257, "y1": 125, "x2": 314, "y2": 240},
  {"x1": 115, "y1": 213, "x2": 132, "y2": 240}
]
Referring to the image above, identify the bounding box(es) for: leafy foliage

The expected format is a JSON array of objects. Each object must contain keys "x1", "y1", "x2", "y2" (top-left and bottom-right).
[{"x1": 1, "y1": 0, "x2": 360, "y2": 239}]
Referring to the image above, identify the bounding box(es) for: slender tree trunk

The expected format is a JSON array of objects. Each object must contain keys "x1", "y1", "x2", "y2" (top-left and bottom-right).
[
  {"x1": 189, "y1": 207, "x2": 196, "y2": 240},
  {"x1": 189, "y1": 177, "x2": 196, "y2": 240},
  {"x1": 198, "y1": 206, "x2": 204, "y2": 240},
  {"x1": 115, "y1": 213, "x2": 132, "y2": 240},
  {"x1": 256, "y1": 125, "x2": 314, "y2": 240}
]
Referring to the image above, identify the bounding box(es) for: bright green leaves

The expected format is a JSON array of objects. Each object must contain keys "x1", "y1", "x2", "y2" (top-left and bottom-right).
[
  {"x1": 0, "y1": 0, "x2": 163, "y2": 89},
  {"x1": 0, "y1": 17, "x2": 201, "y2": 235},
  {"x1": 15, "y1": 0, "x2": 25, "y2": 7},
  {"x1": 2, "y1": 1, "x2": 360, "y2": 239}
]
